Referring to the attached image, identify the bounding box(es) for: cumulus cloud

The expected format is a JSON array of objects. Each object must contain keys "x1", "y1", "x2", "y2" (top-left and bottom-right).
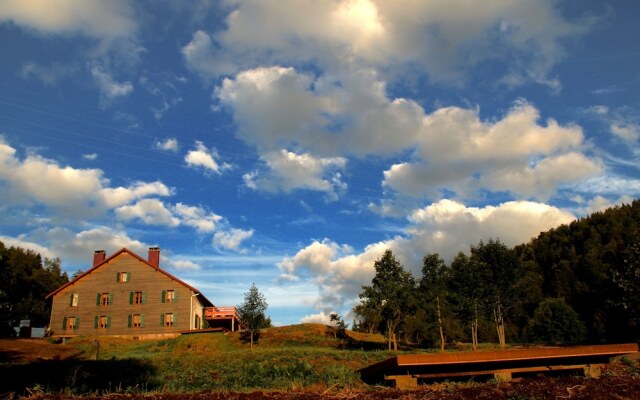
[
  {"x1": 220, "y1": 66, "x2": 599, "y2": 202},
  {"x1": 154, "y1": 138, "x2": 179, "y2": 152},
  {"x1": 185, "y1": 141, "x2": 231, "y2": 174},
  {"x1": 115, "y1": 198, "x2": 180, "y2": 227},
  {"x1": 216, "y1": 67, "x2": 423, "y2": 157},
  {"x1": 0, "y1": 138, "x2": 171, "y2": 219},
  {"x1": 0, "y1": 235, "x2": 55, "y2": 259},
  {"x1": 174, "y1": 203, "x2": 222, "y2": 233},
  {"x1": 0, "y1": 0, "x2": 137, "y2": 41},
  {"x1": 382, "y1": 101, "x2": 600, "y2": 201},
  {"x1": 278, "y1": 199, "x2": 575, "y2": 313},
  {"x1": 185, "y1": 0, "x2": 588, "y2": 86},
  {"x1": 213, "y1": 228, "x2": 254, "y2": 252},
  {"x1": 244, "y1": 150, "x2": 347, "y2": 197}
]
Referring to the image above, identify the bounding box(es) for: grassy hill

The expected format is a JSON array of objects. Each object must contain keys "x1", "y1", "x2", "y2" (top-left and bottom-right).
[{"x1": 1, "y1": 324, "x2": 393, "y2": 394}]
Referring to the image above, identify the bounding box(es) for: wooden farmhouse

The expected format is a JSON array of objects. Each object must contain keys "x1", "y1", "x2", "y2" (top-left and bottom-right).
[{"x1": 47, "y1": 247, "x2": 241, "y2": 339}]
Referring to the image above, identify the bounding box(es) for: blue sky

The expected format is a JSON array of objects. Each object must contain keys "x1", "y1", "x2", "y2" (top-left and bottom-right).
[{"x1": 0, "y1": 0, "x2": 638, "y2": 326}]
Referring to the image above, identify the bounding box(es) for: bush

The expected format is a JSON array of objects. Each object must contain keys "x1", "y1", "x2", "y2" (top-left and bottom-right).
[{"x1": 526, "y1": 298, "x2": 586, "y2": 345}]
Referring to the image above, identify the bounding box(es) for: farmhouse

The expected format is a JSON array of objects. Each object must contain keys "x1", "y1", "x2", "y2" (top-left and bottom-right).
[{"x1": 47, "y1": 247, "x2": 240, "y2": 339}]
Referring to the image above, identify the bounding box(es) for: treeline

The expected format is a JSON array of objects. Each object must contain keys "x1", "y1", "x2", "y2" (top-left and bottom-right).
[
  {"x1": 352, "y1": 200, "x2": 640, "y2": 349},
  {"x1": 0, "y1": 242, "x2": 69, "y2": 331}
]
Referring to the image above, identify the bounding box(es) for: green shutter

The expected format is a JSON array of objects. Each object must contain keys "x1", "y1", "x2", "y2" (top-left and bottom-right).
[
  {"x1": 74, "y1": 317, "x2": 79, "y2": 329},
  {"x1": 140, "y1": 315, "x2": 145, "y2": 327},
  {"x1": 62, "y1": 317, "x2": 67, "y2": 330},
  {"x1": 129, "y1": 292, "x2": 133, "y2": 305},
  {"x1": 116, "y1": 271, "x2": 120, "y2": 282},
  {"x1": 126, "y1": 271, "x2": 130, "y2": 282},
  {"x1": 108, "y1": 293, "x2": 113, "y2": 305},
  {"x1": 160, "y1": 313, "x2": 165, "y2": 326},
  {"x1": 128, "y1": 314, "x2": 132, "y2": 328},
  {"x1": 106, "y1": 315, "x2": 111, "y2": 328},
  {"x1": 173, "y1": 290, "x2": 178, "y2": 303},
  {"x1": 69, "y1": 294, "x2": 73, "y2": 306},
  {"x1": 161, "y1": 290, "x2": 166, "y2": 303},
  {"x1": 94, "y1": 316, "x2": 99, "y2": 328},
  {"x1": 142, "y1": 292, "x2": 147, "y2": 304},
  {"x1": 96, "y1": 293, "x2": 101, "y2": 306}
]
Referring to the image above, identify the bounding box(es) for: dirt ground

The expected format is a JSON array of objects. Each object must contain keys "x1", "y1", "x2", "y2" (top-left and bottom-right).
[{"x1": 2, "y1": 338, "x2": 640, "y2": 400}]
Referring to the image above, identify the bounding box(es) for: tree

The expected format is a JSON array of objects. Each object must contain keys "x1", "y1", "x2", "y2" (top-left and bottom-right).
[
  {"x1": 0, "y1": 242, "x2": 68, "y2": 328},
  {"x1": 447, "y1": 252, "x2": 487, "y2": 350},
  {"x1": 470, "y1": 239, "x2": 520, "y2": 348},
  {"x1": 613, "y1": 233, "x2": 640, "y2": 326},
  {"x1": 526, "y1": 298, "x2": 586, "y2": 345},
  {"x1": 357, "y1": 250, "x2": 415, "y2": 351},
  {"x1": 328, "y1": 312, "x2": 347, "y2": 338},
  {"x1": 419, "y1": 253, "x2": 448, "y2": 352},
  {"x1": 237, "y1": 283, "x2": 268, "y2": 349}
]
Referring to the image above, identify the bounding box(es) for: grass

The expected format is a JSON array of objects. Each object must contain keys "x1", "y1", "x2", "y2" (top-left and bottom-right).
[{"x1": 0, "y1": 324, "x2": 393, "y2": 394}]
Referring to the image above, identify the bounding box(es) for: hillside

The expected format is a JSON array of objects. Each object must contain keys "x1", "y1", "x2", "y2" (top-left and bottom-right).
[
  {"x1": 515, "y1": 199, "x2": 640, "y2": 343},
  {"x1": 2, "y1": 325, "x2": 640, "y2": 399}
]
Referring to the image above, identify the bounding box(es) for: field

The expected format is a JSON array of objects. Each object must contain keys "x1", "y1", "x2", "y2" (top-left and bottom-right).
[{"x1": 1, "y1": 324, "x2": 640, "y2": 399}]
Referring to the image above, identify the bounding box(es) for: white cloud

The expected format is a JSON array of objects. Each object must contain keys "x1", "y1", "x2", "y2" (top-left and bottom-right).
[
  {"x1": 300, "y1": 311, "x2": 334, "y2": 325},
  {"x1": 213, "y1": 228, "x2": 254, "y2": 252},
  {"x1": 115, "y1": 198, "x2": 180, "y2": 227},
  {"x1": 243, "y1": 150, "x2": 347, "y2": 197},
  {"x1": 185, "y1": 0, "x2": 588, "y2": 86},
  {"x1": 90, "y1": 64, "x2": 134, "y2": 102},
  {"x1": 0, "y1": 235, "x2": 54, "y2": 259},
  {"x1": 154, "y1": 138, "x2": 179, "y2": 152},
  {"x1": 382, "y1": 101, "x2": 599, "y2": 200},
  {"x1": 26, "y1": 226, "x2": 150, "y2": 267},
  {"x1": 185, "y1": 141, "x2": 231, "y2": 174},
  {"x1": 216, "y1": 67, "x2": 423, "y2": 157},
  {"x1": 278, "y1": 199, "x2": 575, "y2": 313},
  {"x1": 82, "y1": 153, "x2": 98, "y2": 161},
  {"x1": 0, "y1": 138, "x2": 171, "y2": 219},
  {"x1": 0, "y1": 0, "x2": 137, "y2": 41},
  {"x1": 174, "y1": 203, "x2": 222, "y2": 233},
  {"x1": 611, "y1": 122, "x2": 640, "y2": 142},
  {"x1": 166, "y1": 259, "x2": 202, "y2": 271}
]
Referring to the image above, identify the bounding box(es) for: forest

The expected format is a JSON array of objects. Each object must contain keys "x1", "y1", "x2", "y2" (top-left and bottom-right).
[
  {"x1": 0, "y1": 242, "x2": 68, "y2": 333},
  {"x1": 353, "y1": 200, "x2": 640, "y2": 350}
]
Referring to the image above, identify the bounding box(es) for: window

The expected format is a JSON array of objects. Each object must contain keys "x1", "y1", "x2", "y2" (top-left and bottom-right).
[
  {"x1": 162, "y1": 313, "x2": 175, "y2": 327},
  {"x1": 129, "y1": 314, "x2": 144, "y2": 328},
  {"x1": 162, "y1": 289, "x2": 177, "y2": 303},
  {"x1": 117, "y1": 271, "x2": 130, "y2": 282},
  {"x1": 95, "y1": 315, "x2": 110, "y2": 329},
  {"x1": 133, "y1": 291, "x2": 144, "y2": 304},
  {"x1": 63, "y1": 316, "x2": 78, "y2": 330},
  {"x1": 69, "y1": 293, "x2": 79, "y2": 307},
  {"x1": 97, "y1": 292, "x2": 112, "y2": 306}
]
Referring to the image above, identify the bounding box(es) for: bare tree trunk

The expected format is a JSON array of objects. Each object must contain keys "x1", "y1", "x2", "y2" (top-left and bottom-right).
[
  {"x1": 436, "y1": 296, "x2": 445, "y2": 352},
  {"x1": 494, "y1": 303, "x2": 506, "y2": 348},
  {"x1": 471, "y1": 304, "x2": 479, "y2": 351}
]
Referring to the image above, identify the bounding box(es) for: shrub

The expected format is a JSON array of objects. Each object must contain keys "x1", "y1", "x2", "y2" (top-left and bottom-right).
[{"x1": 526, "y1": 298, "x2": 586, "y2": 345}]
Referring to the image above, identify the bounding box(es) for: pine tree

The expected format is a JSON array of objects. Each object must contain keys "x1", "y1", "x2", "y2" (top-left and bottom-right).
[{"x1": 237, "y1": 283, "x2": 268, "y2": 349}]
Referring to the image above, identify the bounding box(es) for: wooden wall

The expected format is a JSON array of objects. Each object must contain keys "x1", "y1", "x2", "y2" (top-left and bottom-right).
[{"x1": 49, "y1": 252, "x2": 205, "y2": 337}]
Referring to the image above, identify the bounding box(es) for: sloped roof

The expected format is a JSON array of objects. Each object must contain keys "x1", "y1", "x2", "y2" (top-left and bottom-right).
[{"x1": 46, "y1": 247, "x2": 213, "y2": 306}]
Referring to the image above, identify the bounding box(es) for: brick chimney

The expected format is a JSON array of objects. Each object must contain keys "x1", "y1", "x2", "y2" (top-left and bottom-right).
[
  {"x1": 148, "y1": 247, "x2": 160, "y2": 268},
  {"x1": 93, "y1": 250, "x2": 106, "y2": 267}
]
